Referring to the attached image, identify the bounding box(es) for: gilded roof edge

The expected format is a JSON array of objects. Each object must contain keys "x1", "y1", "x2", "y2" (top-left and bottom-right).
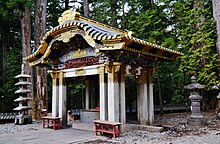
[{"x1": 24, "y1": 10, "x2": 183, "y2": 66}]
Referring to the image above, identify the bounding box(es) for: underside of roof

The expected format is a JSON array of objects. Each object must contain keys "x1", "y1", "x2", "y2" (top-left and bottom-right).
[{"x1": 24, "y1": 10, "x2": 182, "y2": 67}]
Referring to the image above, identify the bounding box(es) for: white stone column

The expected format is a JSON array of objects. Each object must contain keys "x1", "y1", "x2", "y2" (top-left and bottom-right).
[
  {"x1": 99, "y1": 66, "x2": 107, "y2": 120},
  {"x1": 137, "y1": 82, "x2": 143, "y2": 123},
  {"x1": 119, "y1": 65, "x2": 126, "y2": 131},
  {"x1": 85, "y1": 79, "x2": 90, "y2": 109},
  {"x1": 148, "y1": 69, "x2": 154, "y2": 125},
  {"x1": 50, "y1": 72, "x2": 59, "y2": 117},
  {"x1": 137, "y1": 69, "x2": 149, "y2": 125},
  {"x1": 58, "y1": 72, "x2": 67, "y2": 127},
  {"x1": 107, "y1": 62, "x2": 120, "y2": 122},
  {"x1": 52, "y1": 76, "x2": 59, "y2": 117}
]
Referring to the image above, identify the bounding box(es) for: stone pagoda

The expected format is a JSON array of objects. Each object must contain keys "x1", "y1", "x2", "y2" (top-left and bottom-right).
[
  {"x1": 14, "y1": 64, "x2": 32, "y2": 124},
  {"x1": 184, "y1": 76, "x2": 205, "y2": 127}
]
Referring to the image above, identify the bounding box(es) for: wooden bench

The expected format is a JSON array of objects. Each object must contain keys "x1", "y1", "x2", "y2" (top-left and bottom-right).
[
  {"x1": 42, "y1": 116, "x2": 61, "y2": 130},
  {"x1": 94, "y1": 120, "x2": 121, "y2": 138}
]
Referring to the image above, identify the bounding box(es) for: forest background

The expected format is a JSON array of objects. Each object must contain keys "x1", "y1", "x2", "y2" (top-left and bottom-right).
[{"x1": 0, "y1": 0, "x2": 220, "y2": 118}]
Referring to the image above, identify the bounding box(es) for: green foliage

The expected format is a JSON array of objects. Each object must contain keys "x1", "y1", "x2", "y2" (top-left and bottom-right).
[
  {"x1": 67, "y1": 78, "x2": 86, "y2": 109},
  {"x1": 47, "y1": 0, "x2": 63, "y2": 28},
  {"x1": 1, "y1": 42, "x2": 22, "y2": 112},
  {"x1": 0, "y1": 0, "x2": 24, "y2": 112},
  {"x1": 175, "y1": 0, "x2": 218, "y2": 90}
]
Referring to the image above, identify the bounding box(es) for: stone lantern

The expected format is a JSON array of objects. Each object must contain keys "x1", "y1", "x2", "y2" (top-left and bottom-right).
[
  {"x1": 184, "y1": 76, "x2": 205, "y2": 127},
  {"x1": 14, "y1": 64, "x2": 32, "y2": 124}
]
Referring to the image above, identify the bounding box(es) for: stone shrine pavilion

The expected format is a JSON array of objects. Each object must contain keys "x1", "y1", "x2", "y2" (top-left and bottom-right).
[{"x1": 24, "y1": 10, "x2": 182, "y2": 130}]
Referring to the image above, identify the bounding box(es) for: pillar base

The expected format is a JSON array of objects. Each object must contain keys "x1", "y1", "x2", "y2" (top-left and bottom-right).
[
  {"x1": 14, "y1": 114, "x2": 32, "y2": 125},
  {"x1": 187, "y1": 115, "x2": 204, "y2": 128}
]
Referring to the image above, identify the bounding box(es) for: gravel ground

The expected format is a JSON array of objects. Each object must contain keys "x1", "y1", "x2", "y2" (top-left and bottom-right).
[
  {"x1": 0, "y1": 121, "x2": 41, "y2": 135},
  {"x1": 0, "y1": 112, "x2": 220, "y2": 144},
  {"x1": 111, "y1": 111, "x2": 220, "y2": 144}
]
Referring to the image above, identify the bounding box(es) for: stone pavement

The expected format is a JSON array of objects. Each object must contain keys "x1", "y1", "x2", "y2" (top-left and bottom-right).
[{"x1": 0, "y1": 123, "x2": 107, "y2": 144}]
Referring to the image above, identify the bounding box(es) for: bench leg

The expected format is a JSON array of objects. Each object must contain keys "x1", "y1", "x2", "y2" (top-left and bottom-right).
[
  {"x1": 53, "y1": 120, "x2": 55, "y2": 130},
  {"x1": 42, "y1": 119, "x2": 45, "y2": 128},
  {"x1": 94, "y1": 123, "x2": 97, "y2": 135},
  {"x1": 47, "y1": 119, "x2": 50, "y2": 128},
  {"x1": 117, "y1": 125, "x2": 120, "y2": 137},
  {"x1": 113, "y1": 126, "x2": 116, "y2": 138},
  {"x1": 58, "y1": 119, "x2": 60, "y2": 129}
]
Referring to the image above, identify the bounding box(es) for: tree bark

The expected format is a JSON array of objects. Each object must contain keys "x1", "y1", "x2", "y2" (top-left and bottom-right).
[
  {"x1": 21, "y1": 5, "x2": 32, "y2": 95},
  {"x1": 156, "y1": 62, "x2": 164, "y2": 115},
  {"x1": 2, "y1": 30, "x2": 8, "y2": 86},
  {"x1": 64, "y1": 0, "x2": 69, "y2": 10},
  {"x1": 83, "y1": 0, "x2": 89, "y2": 17},
  {"x1": 111, "y1": 0, "x2": 117, "y2": 27},
  {"x1": 212, "y1": 0, "x2": 220, "y2": 58},
  {"x1": 33, "y1": 0, "x2": 48, "y2": 120}
]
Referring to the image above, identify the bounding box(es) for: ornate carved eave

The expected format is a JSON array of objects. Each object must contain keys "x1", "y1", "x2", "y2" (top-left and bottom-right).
[{"x1": 24, "y1": 10, "x2": 182, "y2": 67}]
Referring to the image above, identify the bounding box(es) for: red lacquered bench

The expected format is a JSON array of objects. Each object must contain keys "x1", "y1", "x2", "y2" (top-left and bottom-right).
[
  {"x1": 94, "y1": 120, "x2": 121, "y2": 138},
  {"x1": 42, "y1": 116, "x2": 61, "y2": 130}
]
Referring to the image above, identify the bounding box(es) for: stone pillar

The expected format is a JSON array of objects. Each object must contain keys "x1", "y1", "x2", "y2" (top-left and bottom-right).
[
  {"x1": 188, "y1": 92, "x2": 204, "y2": 126},
  {"x1": 58, "y1": 72, "x2": 67, "y2": 127},
  {"x1": 107, "y1": 62, "x2": 120, "y2": 122},
  {"x1": 119, "y1": 65, "x2": 126, "y2": 131},
  {"x1": 99, "y1": 65, "x2": 107, "y2": 120},
  {"x1": 51, "y1": 72, "x2": 59, "y2": 117},
  {"x1": 184, "y1": 76, "x2": 205, "y2": 127},
  {"x1": 137, "y1": 68, "x2": 149, "y2": 125},
  {"x1": 85, "y1": 79, "x2": 90, "y2": 109},
  {"x1": 148, "y1": 69, "x2": 154, "y2": 125}
]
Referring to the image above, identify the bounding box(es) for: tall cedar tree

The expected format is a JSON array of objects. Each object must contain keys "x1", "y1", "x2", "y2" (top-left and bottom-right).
[
  {"x1": 212, "y1": 0, "x2": 220, "y2": 58},
  {"x1": 33, "y1": 0, "x2": 48, "y2": 119},
  {"x1": 175, "y1": 0, "x2": 218, "y2": 109}
]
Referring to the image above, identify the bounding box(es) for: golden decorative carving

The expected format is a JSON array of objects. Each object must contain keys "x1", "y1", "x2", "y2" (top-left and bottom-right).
[
  {"x1": 107, "y1": 71, "x2": 119, "y2": 83},
  {"x1": 100, "y1": 42, "x2": 125, "y2": 50},
  {"x1": 58, "y1": 71, "x2": 64, "y2": 79},
  {"x1": 113, "y1": 62, "x2": 121, "y2": 73},
  {"x1": 50, "y1": 71, "x2": 59, "y2": 79},
  {"x1": 114, "y1": 72, "x2": 119, "y2": 82},
  {"x1": 126, "y1": 30, "x2": 134, "y2": 37},
  {"x1": 58, "y1": 10, "x2": 80, "y2": 25},
  {"x1": 57, "y1": 31, "x2": 75, "y2": 43},
  {"x1": 104, "y1": 62, "x2": 112, "y2": 73},
  {"x1": 107, "y1": 70, "x2": 114, "y2": 82},
  {"x1": 84, "y1": 34, "x2": 96, "y2": 47},
  {"x1": 52, "y1": 78, "x2": 59, "y2": 86},
  {"x1": 98, "y1": 66, "x2": 105, "y2": 83}
]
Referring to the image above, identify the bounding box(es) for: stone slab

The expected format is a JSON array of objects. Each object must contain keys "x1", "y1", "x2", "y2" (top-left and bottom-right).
[
  {"x1": 125, "y1": 124, "x2": 163, "y2": 132},
  {"x1": 72, "y1": 121, "x2": 94, "y2": 131}
]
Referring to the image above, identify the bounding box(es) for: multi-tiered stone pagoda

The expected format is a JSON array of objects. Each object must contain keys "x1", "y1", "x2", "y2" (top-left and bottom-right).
[{"x1": 14, "y1": 64, "x2": 32, "y2": 124}]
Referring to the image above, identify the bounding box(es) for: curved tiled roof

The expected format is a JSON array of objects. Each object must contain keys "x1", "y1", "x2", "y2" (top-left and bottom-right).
[{"x1": 24, "y1": 10, "x2": 182, "y2": 65}]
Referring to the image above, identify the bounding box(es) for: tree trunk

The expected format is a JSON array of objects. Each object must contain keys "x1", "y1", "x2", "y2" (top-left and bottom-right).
[
  {"x1": 20, "y1": 5, "x2": 32, "y2": 97},
  {"x1": 212, "y1": 0, "x2": 220, "y2": 113},
  {"x1": 156, "y1": 62, "x2": 164, "y2": 115},
  {"x1": 111, "y1": 0, "x2": 117, "y2": 27},
  {"x1": 212, "y1": 0, "x2": 220, "y2": 58},
  {"x1": 64, "y1": 0, "x2": 69, "y2": 10},
  {"x1": 83, "y1": 0, "x2": 89, "y2": 17},
  {"x1": 2, "y1": 30, "x2": 8, "y2": 86},
  {"x1": 33, "y1": 0, "x2": 48, "y2": 120}
]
